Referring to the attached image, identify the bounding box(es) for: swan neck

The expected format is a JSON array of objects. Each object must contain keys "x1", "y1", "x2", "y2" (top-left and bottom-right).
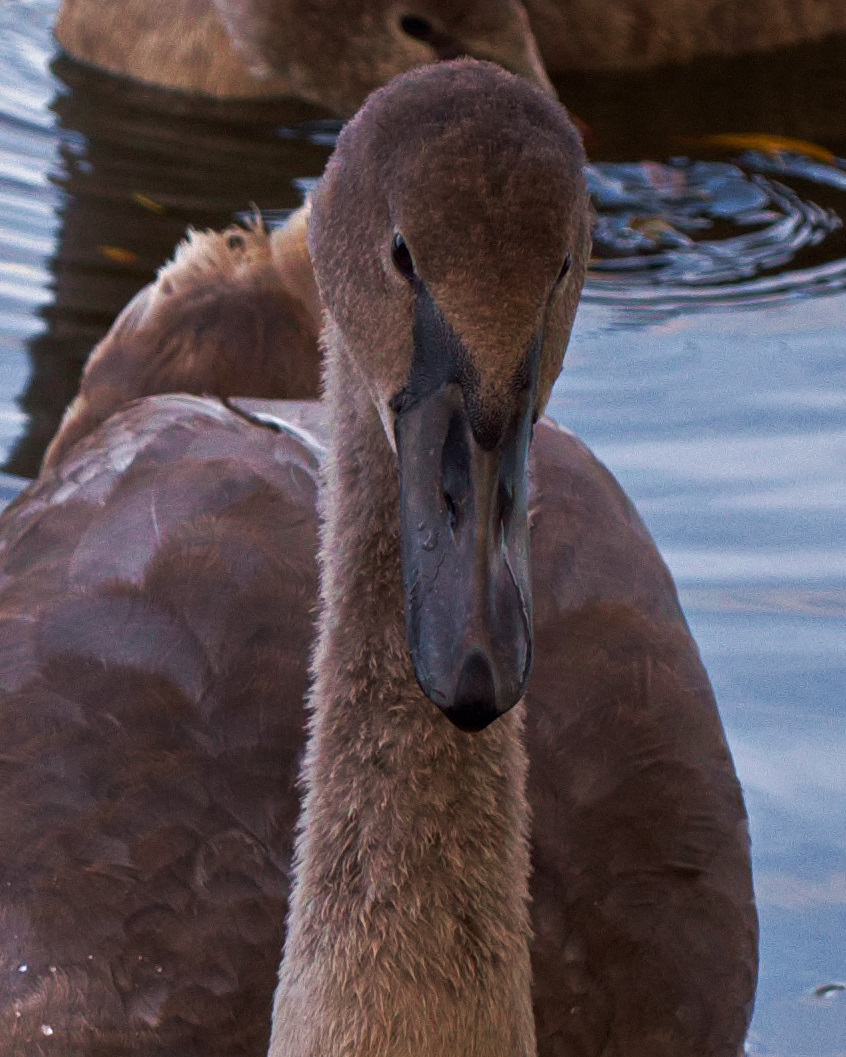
[{"x1": 269, "y1": 330, "x2": 536, "y2": 1057}]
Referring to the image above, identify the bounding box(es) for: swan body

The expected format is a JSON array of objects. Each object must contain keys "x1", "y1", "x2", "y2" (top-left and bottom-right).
[
  {"x1": 55, "y1": 0, "x2": 552, "y2": 113},
  {"x1": 0, "y1": 61, "x2": 756, "y2": 1055},
  {"x1": 524, "y1": 0, "x2": 846, "y2": 73},
  {"x1": 0, "y1": 396, "x2": 317, "y2": 1055},
  {"x1": 55, "y1": 0, "x2": 846, "y2": 108},
  {"x1": 0, "y1": 397, "x2": 756, "y2": 1056}
]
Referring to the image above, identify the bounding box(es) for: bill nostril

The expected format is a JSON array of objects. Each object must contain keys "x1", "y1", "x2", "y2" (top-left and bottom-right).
[
  {"x1": 441, "y1": 411, "x2": 470, "y2": 532},
  {"x1": 497, "y1": 481, "x2": 514, "y2": 534},
  {"x1": 443, "y1": 489, "x2": 459, "y2": 530}
]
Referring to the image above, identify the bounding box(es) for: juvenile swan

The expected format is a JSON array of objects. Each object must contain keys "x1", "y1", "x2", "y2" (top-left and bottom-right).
[
  {"x1": 55, "y1": 0, "x2": 552, "y2": 113},
  {"x1": 0, "y1": 61, "x2": 756, "y2": 1056},
  {"x1": 265, "y1": 58, "x2": 757, "y2": 1057}
]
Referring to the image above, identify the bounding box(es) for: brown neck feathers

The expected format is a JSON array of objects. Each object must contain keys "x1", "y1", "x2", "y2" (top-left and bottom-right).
[{"x1": 269, "y1": 325, "x2": 536, "y2": 1057}]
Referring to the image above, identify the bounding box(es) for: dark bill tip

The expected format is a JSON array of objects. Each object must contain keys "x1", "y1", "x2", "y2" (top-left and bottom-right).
[{"x1": 443, "y1": 649, "x2": 500, "y2": 732}]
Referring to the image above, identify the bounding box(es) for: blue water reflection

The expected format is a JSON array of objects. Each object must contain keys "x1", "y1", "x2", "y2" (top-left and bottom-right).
[{"x1": 552, "y1": 296, "x2": 846, "y2": 1056}]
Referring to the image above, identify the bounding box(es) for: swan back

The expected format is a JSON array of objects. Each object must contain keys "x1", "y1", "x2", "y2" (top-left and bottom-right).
[
  {"x1": 523, "y1": 0, "x2": 846, "y2": 72},
  {"x1": 0, "y1": 397, "x2": 319, "y2": 1054},
  {"x1": 42, "y1": 212, "x2": 321, "y2": 472}
]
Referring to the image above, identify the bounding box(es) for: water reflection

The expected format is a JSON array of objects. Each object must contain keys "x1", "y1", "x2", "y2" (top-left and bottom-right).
[
  {"x1": 553, "y1": 293, "x2": 846, "y2": 1057},
  {"x1": 552, "y1": 33, "x2": 846, "y2": 159},
  {"x1": 3, "y1": 48, "x2": 332, "y2": 474},
  {"x1": 587, "y1": 157, "x2": 843, "y2": 291}
]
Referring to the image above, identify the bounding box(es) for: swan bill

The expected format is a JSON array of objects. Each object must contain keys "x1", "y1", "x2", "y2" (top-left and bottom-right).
[{"x1": 394, "y1": 281, "x2": 536, "y2": 732}]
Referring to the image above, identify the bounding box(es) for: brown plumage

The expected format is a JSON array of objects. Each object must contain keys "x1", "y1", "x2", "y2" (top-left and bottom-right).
[
  {"x1": 523, "y1": 0, "x2": 846, "y2": 73},
  {"x1": 54, "y1": 0, "x2": 552, "y2": 113},
  {"x1": 42, "y1": 208, "x2": 321, "y2": 472},
  {"x1": 55, "y1": 0, "x2": 846, "y2": 108},
  {"x1": 0, "y1": 61, "x2": 756, "y2": 1056},
  {"x1": 0, "y1": 397, "x2": 317, "y2": 1056}
]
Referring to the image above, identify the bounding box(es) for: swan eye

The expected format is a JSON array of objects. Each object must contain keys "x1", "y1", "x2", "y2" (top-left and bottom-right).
[
  {"x1": 400, "y1": 14, "x2": 437, "y2": 43},
  {"x1": 556, "y1": 252, "x2": 572, "y2": 285},
  {"x1": 391, "y1": 233, "x2": 416, "y2": 281},
  {"x1": 398, "y1": 13, "x2": 463, "y2": 60}
]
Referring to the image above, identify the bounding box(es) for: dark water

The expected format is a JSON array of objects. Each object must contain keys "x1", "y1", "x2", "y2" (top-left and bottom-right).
[{"x1": 1, "y1": 1, "x2": 844, "y2": 1053}]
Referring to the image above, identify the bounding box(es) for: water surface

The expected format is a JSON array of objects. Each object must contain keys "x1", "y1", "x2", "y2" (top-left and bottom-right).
[{"x1": 1, "y1": 2, "x2": 844, "y2": 1053}]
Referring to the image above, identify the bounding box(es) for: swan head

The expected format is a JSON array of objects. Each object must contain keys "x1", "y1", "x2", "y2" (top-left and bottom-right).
[
  {"x1": 309, "y1": 59, "x2": 590, "y2": 730},
  {"x1": 211, "y1": 0, "x2": 553, "y2": 114}
]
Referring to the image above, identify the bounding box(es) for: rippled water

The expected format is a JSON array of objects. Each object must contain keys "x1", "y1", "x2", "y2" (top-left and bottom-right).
[
  {"x1": 586, "y1": 157, "x2": 845, "y2": 310},
  {"x1": 1, "y1": 1, "x2": 844, "y2": 1053}
]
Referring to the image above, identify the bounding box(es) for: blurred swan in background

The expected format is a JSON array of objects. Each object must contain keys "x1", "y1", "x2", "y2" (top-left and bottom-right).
[{"x1": 55, "y1": 0, "x2": 553, "y2": 112}]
